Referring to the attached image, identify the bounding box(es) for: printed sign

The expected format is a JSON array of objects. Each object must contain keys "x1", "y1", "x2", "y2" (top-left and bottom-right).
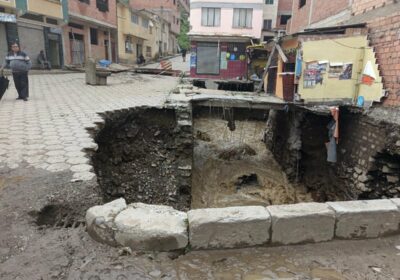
[
  {"x1": 0, "y1": 12, "x2": 16, "y2": 23},
  {"x1": 303, "y1": 61, "x2": 323, "y2": 88},
  {"x1": 220, "y1": 51, "x2": 227, "y2": 70}
]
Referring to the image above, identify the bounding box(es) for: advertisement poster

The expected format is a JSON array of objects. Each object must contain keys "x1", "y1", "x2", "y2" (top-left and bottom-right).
[
  {"x1": 303, "y1": 61, "x2": 323, "y2": 88},
  {"x1": 339, "y1": 63, "x2": 353, "y2": 80},
  {"x1": 190, "y1": 53, "x2": 196, "y2": 68},
  {"x1": 220, "y1": 51, "x2": 228, "y2": 70}
]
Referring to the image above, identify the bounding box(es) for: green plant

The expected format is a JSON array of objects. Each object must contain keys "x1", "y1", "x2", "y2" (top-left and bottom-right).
[{"x1": 178, "y1": 10, "x2": 190, "y2": 50}]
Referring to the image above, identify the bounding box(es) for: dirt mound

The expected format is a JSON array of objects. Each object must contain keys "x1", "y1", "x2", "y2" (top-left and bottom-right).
[{"x1": 218, "y1": 144, "x2": 257, "y2": 160}]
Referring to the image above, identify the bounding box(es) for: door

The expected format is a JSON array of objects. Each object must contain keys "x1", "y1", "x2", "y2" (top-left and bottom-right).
[
  {"x1": 69, "y1": 33, "x2": 85, "y2": 65},
  {"x1": 48, "y1": 39, "x2": 60, "y2": 68},
  {"x1": 196, "y1": 42, "x2": 220, "y2": 75},
  {"x1": 267, "y1": 67, "x2": 277, "y2": 94},
  {"x1": 104, "y1": 39, "x2": 109, "y2": 60}
]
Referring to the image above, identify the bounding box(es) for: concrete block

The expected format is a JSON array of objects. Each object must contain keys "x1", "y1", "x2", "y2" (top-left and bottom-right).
[
  {"x1": 327, "y1": 199, "x2": 400, "y2": 239},
  {"x1": 188, "y1": 206, "x2": 271, "y2": 249},
  {"x1": 114, "y1": 203, "x2": 188, "y2": 251},
  {"x1": 85, "y1": 198, "x2": 127, "y2": 246},
  {"x1": 391, "y1": 198, "x2": 400, "y2": 210},
  {"x1": 268, "y1": 203, "x2": 335, "y2": 245}
]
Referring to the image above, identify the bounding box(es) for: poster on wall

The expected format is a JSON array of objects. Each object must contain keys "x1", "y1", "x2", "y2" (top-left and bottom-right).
[
  {"x1": 190, "y1": 53, "x2": 197, "y2": 68},
  {"x1": 328, "y1": 62, "x2": 343, "y2": 78},
  {"x1": 339, "y1": 63, "x2": 353, "y2": 80},
  {"x1": 303, "y1": 61, "x2": 323, "y2": 88},
  {"x1": 220, "y1": 51, "x2": 228, "y2": 70}
]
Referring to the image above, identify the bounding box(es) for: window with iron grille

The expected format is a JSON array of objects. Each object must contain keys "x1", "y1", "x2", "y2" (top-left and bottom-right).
[
  {"x1": 201, "y1": 8, "x2": 221, "y2": 27},
  {"x1": 263, "y1": 19, "x2": 272, "y2": 30},
  {"x1": 265, "y1": 0, "x2": 274, "y2": 4},
  {"x1": 146, "y1": 46, "x2": 152, "y2": 57},
  {"x1": 131, "y1": 13, "x2": 139, "y2": 24},
  {"x1": 96, "y1": 0, "x2": 109, "y2": 12},
  {"x1": 142, "y1": 18, "x2": 149, "y2": 28},
  {"x1": 90, "y1": 28, "x2": 98, "y2": 45},
  {"x1": 125, "y1": 36, "x2": 133, "y2": 53},
  {"x1": 233, "y1": 8, "x2": 252, "y2": 28}
]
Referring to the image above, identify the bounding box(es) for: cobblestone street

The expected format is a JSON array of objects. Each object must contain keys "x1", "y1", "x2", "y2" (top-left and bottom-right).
[{"x1": 0, "y1": 60, "x2": 182, "y2": 181}]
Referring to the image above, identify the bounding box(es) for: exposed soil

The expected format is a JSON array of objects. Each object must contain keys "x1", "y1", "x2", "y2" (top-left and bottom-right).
[
  {"x1": 92, "y1": 107, "x2": 192, "y2": 211},
  {"x1": 1, "y1": 166, "x2": 400, "y2": 279}
]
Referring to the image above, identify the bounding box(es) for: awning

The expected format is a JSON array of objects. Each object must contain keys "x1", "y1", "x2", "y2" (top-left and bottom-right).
[
  {"x1": 125, "y1": 33, "x2": 148, "y2": 41},
  {"x1": 69, "y1": 12, "x2": 117, "y2": 29}
]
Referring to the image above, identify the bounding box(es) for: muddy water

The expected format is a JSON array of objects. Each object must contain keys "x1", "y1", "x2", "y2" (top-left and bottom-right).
[{"x1": 192, "y1": 118, "x2": 313, "y2": 208}]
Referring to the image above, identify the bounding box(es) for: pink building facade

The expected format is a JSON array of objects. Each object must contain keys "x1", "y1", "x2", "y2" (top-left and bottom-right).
[
  {"x1": 189, "y1": 0, "x2": 263, "y2": 79},
  {"x1": 63, "y1": 0, "x2": 117, "y2": 65}
]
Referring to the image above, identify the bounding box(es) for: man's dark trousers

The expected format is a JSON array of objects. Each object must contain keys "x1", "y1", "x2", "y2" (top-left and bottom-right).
[{"x1": 12, "y1": 72, "x2": 29, "y2": 99}]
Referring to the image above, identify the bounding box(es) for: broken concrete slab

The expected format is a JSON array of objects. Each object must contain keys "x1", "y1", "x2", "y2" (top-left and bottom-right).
[
  {"x1": 85, "y1": 198, "x2": 127, "y2": 246},
  {"x1": 391, "y1": 198, "x2": 400, "y2": 210},
  {"x1": 188, "y1": 206, "x2": 271, "y2": 249},
  {"x1": 327, "y1": 199, "x2": 400, "y2": 239},
  {"x1": 114, "y1": 203, "x2": 188, "y2": 251},
  {"x1": 267, "y1": 203, "x2": 335, "y2": 245}
]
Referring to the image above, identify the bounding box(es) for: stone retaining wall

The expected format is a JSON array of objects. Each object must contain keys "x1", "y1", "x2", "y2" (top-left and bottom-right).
[{"x1": 86, "y1": 198, "x2": 400, "y2": 251}]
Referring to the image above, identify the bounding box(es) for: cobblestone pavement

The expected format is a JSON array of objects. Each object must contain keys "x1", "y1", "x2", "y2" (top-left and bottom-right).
[{"x1": 0, "y1": 71, "x2": 179, "y2": 181}]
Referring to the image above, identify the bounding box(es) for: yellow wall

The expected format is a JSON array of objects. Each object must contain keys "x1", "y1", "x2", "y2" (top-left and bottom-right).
[
  {"x1": 28, "y1": 0, "x2": 63, "y2": 19},
  {"x1": 299, "y1": 36, "x2": 383, "y2": 103},
  {"x1": 117, "y1": 5, "x2": 159, "y2": 63},
  {"x1": 0, "y1": 0, "x2": 15, "y2": 8}
]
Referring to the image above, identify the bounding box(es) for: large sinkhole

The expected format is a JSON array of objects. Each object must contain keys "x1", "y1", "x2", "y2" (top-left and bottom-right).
[{"x1": 93, "y1": 106, "x2": 319, "y2": 211}]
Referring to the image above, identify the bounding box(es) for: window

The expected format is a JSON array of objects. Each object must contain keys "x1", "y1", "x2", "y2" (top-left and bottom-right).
[
  {"x1": 233, "y1": 8, "x2": 252, "y2": 28},
  {"x1": 265, "y1": 0, "x2": 274, "y2": 4},
  {"x1": 46, "y1": 18, "x2": 58, "y2": 25},
  {"x1": 299, "y1": 0, "x2": 306, "y2": 8},
  {"x1": 96, "y1": 0, "x2": 109, "y2": 12},
  {"x1": 90, "y1": 28, "x2": 98, "y2": 45},
  {"x1": 79, "y1": 0, "x2": 90, "y2": 4},
  {"x1": 227, "y1": 43, "x2": 246, "y2": 61},
  {"x1": 131, "y1": 13, "x2": 139, "y2": 24},
  {"x1": 201, "y1": 8, "x2": 221, "y2": 27},
  {"x1": 280, "y1": 15, "x2": 291, "y2": 25},
  {"x1": 146, "y1": 46, "x2": 152, "y2": 57},
  {"x1": 142, "y1": 18, "x2": 149, "y2": 28},
  {"x1": 125, "y1": 36, "x2": 133, "y2": 53},
  {"x1": 263, "y1": 19, "x2": 272, "y2": 30},
  {"x1": 68, "y1": 22, "x2": 84, "y2": 29}
]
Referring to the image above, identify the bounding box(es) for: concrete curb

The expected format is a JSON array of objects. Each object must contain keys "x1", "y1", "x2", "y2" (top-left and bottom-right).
[{"x1": 86, "y1": 199, "x2": 400, "y2": 251}]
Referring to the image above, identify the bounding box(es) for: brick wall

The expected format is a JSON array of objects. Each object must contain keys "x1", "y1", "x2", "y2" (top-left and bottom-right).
[
  {"x1": 278, "y1": 0, "x2": 293, "y2": 12},
  {"x1": 68, "y1": 0, "x2": 117, "y2": 27},
  {"x1": 311, "y1": 0, "x2": 349, "y2": 24},
  {"x1": 367, "y1": 11, "x2": 400, "y2": 106},
  {"x1": 352, "y1": 0, "x2": 395, "y2": 15},
  {"x1": 288, "y1": 0, "x2": 312, "y2": 34},
  {"x1": 288, "y1": 0, "x2": 349, "y2": 34}
]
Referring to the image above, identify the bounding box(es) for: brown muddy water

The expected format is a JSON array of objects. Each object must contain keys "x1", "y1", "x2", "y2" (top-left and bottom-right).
[{"x1": 192, "y1": 117, "x2": 313, "y2": 209}]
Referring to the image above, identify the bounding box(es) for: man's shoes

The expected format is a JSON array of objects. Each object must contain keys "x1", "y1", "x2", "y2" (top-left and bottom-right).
[
  {"x1": 16, "y1": 97, "x2": 22, "y2": 100},
  {"x1": 23, "y1": 98, "x2": 28, "y2": 101}
]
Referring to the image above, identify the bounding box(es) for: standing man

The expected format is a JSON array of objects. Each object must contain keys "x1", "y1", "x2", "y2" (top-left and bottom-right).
[
  {"x1": 181, "y1": 48, "x2": 187, "y2": 62},
  {"x1": 0, "y1": 42, "x2": 32, "y2": 101}
]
